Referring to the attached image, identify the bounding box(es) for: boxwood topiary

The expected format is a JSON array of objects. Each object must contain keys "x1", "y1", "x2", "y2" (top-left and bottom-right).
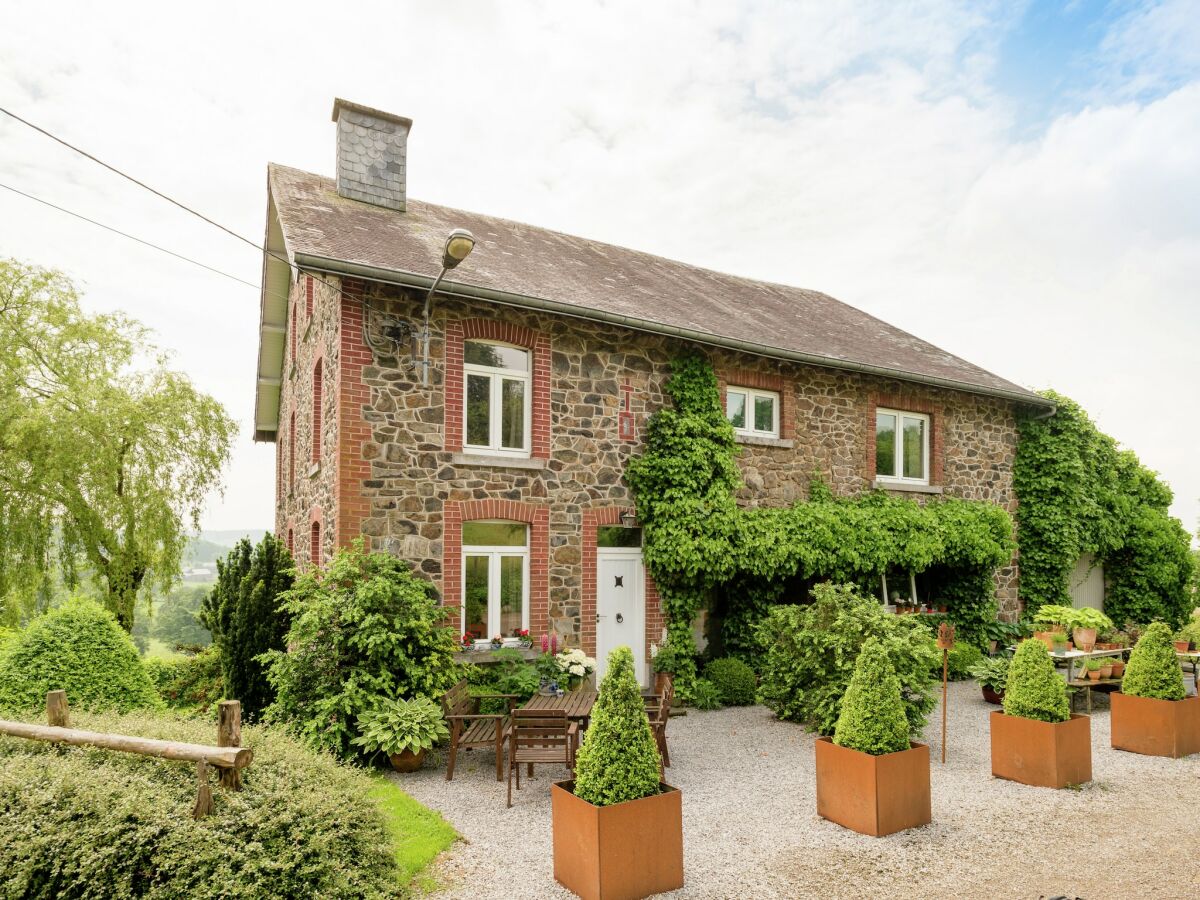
[
  {"x1": 833, "y1": 638, "x2": 910, "y2": 755},
  {"x1": 1002, "y1": 639, "x2": 1069, "y2": 723},
  {"x1": 573, "y1": 646, "x2": 662, "y2": 806},
  {"x1": 0, "y1": 597, "x2": 160, "y2": 712},
  {"x1": 1122, "y1": 621, "x2": 1185, "y2": 701},
  {"x1": 704, "y1": 657, "x2": 756, "y2": 705}
]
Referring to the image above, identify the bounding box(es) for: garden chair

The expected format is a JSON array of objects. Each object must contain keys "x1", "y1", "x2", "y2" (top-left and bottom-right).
[
  {"x1": 507, "y1": 708, "x2": 578, "y2": 808},
  {"x1": 643, "y1": 680, "x2": 672, "y2": 773},
  {"x1": 441, "y1": 680, "x2": 517, "y2": 782}
]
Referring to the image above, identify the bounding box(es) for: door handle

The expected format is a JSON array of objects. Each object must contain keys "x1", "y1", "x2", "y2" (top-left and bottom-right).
[{"x1": 615, "y1": 613, "x2": 624, "y2": 624}]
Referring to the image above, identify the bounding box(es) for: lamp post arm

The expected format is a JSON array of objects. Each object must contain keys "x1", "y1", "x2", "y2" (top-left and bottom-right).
[{"x1": 421, "y1": 266, "x2": 448, "y2": 385}]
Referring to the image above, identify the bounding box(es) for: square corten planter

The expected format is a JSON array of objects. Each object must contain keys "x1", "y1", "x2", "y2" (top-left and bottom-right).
[
  {"x1": 1111, "y1": 693, "x2": 1200, "y2": 758},
  {"x1": 814, "y1": 738, "x2": 931, "y2": 837},
  {"x1": 990, "y1": 711, "x2": 1091, "y2": 789},
  {"x1": 551, "y1": 780, "x2": 683, "y2": 900}
]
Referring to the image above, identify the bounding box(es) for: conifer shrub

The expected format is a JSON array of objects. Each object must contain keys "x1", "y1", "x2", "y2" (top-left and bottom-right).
[
  {"x1": 0, "y1": 598, "x2": 160, "y2": 712},
  {"x1": 704, "y1": 656, "x2": 757, "y2": 705},
  {"x1": 1002, "y1": 639, "x2": 1070, "y2": 723},
  {"x1": 833, "y1": 638, "x2": 911, "y2": 755},
  {"x1": 572, "y1": 646, "x2": 662, "y2": 806},
  {"x1": 1121, "y1": 621, "x2": 1185, "y2": 701},
  {"x1": 144, "y1": 647, "x2": 224, "y2": 713}
]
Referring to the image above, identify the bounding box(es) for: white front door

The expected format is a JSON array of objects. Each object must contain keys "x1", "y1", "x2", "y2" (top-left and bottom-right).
[{"x1": 596, "y1": 549, "x2": 646, "y2": 688}]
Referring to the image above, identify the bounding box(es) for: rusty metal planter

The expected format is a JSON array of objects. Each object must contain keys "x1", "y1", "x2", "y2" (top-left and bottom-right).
[
  {"x1": 551, "y1": 780, "x2": 683, "y2": 900},
  {"x1": 990, "y1": 711, "x2": 1091, "y2": 789},
  {"x1": 1111, "y1": 693, "x2": 1200, "y2": 758},
  {"x1": 814, "y1": 738, "x2": 931, "y2": 837}
]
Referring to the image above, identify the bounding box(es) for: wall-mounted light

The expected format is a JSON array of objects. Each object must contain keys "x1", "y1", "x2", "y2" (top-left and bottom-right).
[
  {"x1": 620, "y1": 511, "x2": 637, "y2": 528},
  {"x1": 421, "y1": 228, "x2": 477, "y2": 385}
]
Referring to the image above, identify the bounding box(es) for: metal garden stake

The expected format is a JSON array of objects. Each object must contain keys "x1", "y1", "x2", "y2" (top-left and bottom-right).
[{"x1": 937, "y1": 622, "x2": 955, "y2": 763}]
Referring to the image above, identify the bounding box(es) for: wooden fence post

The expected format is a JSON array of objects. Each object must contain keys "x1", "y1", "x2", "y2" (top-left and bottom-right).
[
  {"x1": 192, "y1": 759, "x2": 215, "y2": 819},
  {"x1": 46, "y1": 691, "x2": 70, "y2": 728},
  {"x1": 217, "y1": 701, "x2": 242, "y2": 791}
]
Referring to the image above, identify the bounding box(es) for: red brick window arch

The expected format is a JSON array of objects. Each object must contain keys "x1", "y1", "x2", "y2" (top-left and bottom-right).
[
  {"x1": 444, "y1": 319, "x2": 550, "y2": 459},
  {"x1": 288, "y1": 411, "x2": 296, "y2": 492},
  {"x1": 311, "y1": 358, "x2": 323, "y2": 463}
]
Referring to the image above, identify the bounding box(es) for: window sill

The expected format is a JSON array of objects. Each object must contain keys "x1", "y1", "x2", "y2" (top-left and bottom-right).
[
  {"x1": 734, "y1": 434, "x2": 794, "y2": 449},
  {"x1": 873, "y1": 479, "x2": 942, "y2": 495},
  {"x1": 452, "y1": 452, "x2": 546, "y2": 471}
]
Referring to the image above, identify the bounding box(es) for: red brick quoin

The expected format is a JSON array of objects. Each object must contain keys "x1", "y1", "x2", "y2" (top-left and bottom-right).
[
  {"x1": 444, "y1": 318, "x2": 551, "y2": 458},
  {"x1": 581, "y1": 507, "x2": 663, "y2": 668},
  {"x1": 443, "y1": 499, "x2": 549, "y2": 638},
  {"x1": 864, "y1": 392, "x2": 945, "y2": 485},
  {"x1": 336, "y1": 278, "x2": 372, "y2": 549}
]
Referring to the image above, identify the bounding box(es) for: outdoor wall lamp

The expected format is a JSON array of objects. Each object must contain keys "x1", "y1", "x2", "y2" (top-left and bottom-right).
[
  {"x1": 620, "y1": 511, "x2": 637, "y2": 528},
  {"x1": 421, "y1": 228, "x2": 476, "y2": 385}
]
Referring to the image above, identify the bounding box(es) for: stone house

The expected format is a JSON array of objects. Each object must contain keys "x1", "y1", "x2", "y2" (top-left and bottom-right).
[{"x1": 253, "y1": 99, "x2": 1052, "y2": 685}]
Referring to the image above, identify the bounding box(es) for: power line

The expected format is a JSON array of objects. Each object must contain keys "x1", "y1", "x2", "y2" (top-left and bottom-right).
[{"x1": 0, "y1": 180, "x2": 260, "y2": 289}]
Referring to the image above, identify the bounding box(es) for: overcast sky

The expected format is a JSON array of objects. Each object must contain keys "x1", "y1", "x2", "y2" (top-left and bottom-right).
[{"x1": 1, "y1": 1, "x2": 1197, "y2": 538}]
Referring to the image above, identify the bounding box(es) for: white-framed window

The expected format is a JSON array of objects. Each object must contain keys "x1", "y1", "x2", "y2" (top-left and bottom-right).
[
  {"x1": 462, "y1": 520, "x2": 529, "y2": 639},
  {"x1": 875, "y1": 408, "x2": 930, "y2": 484},
  {"x1": 726, "y1": 387, "x2": 780, "y2": 438},
  {"x1": 464, "y1": 340, "x2": 531, "y2": 456}
]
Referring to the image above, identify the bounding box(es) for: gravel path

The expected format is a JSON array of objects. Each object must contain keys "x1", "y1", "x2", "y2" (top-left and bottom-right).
[{"x1": 394, "y1": 683, "x2": 1200, "y2": 898}]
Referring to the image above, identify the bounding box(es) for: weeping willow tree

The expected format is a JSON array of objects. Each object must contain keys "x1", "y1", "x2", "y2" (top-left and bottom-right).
[{"x1": 0, "y1": 259, "x2": 236, "y2": 629}]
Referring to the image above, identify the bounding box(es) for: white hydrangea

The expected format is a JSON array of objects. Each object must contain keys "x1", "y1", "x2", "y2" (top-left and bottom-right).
[{"x1": 555, "y1": 648, "x2": 596, "y2": 676}]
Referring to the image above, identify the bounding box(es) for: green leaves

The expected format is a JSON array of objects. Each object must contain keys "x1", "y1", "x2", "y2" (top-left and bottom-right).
[
  {"x1": 1122, "y1": 621, "x2": 1186, "y2": 701},
  {"x1": 1003, "y1": 639, "x2": 1070, "y2": 723},
  {"x1": 833, "y1": 638, "x2": 911, "y2": 756},
  {"x1": 351, "y1": 696, "x2": 449, "y2": 757}
]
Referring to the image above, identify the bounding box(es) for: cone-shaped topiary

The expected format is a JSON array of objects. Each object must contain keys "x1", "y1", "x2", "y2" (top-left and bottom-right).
[
  {"x1": 1002, "y1": 639, "x2": 1070, "y2": 723},
  {"x1": 572, "y1": 646, "x2": 662, "y2": 807},
  {"x1": 0, "y1": 597, "x2": 161, "y2": 711},
  {"x1": 1122, "y1": 621, "x2": 1185, "y2": 701},
  {"x1": 833, "y1": 638, "x2": 910, "y2": 755}
]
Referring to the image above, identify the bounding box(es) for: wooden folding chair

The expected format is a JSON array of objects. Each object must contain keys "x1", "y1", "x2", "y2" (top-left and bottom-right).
[
  {"x1": 507, "y1": 708, "x2": 578, "y2": 808},
  {"x1": 441, "y1": 680, "x2": 517, "y2": 782},
  {"x1": 644, "y1": 676, "x2": 673, "y2": 773}
]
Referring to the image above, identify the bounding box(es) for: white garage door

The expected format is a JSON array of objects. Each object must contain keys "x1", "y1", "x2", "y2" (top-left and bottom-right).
[{"x1": 1069, "y1": 553, "x2": 1105, "y2": 611}]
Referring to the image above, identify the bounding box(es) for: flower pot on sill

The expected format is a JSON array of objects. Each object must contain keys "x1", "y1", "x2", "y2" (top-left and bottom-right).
[
  {"x1": 982, "y1": 686, "x2": 1004, "y2": 705},
  {"x1": 814, "y1": 738, "x2": 931, "y2": 837},
  {"x1": 388, "y1": 748, "x2": 427, "y2": 773},
  {"x1": 1111, "y1": 693, "x2": 1200, "y2": 758},
  {"x1": 551, "y1": 780, "x2": 683, "y2": 900},
  {"x1": 990, "y1": 711, "x2": 1091, "y2": 789}
]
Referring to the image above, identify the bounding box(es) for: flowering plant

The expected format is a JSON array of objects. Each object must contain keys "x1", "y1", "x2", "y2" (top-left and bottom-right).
[
  {"x1": 554, "y1": 648, "x2": 597, "y2": 686},
  {"x1": 461, "y1": 633, "x2": 473, "y2": 647},
  {"x1": 540, "y1": 632, "x2": 559, "y2": 655},
  {"x1": 518, "y1": 628, "x2": 530, "y2": 638}
]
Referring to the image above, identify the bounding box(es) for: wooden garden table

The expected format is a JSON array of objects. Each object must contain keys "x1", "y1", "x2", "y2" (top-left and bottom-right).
[
  {"x1": 523, "y1": 691, "x2": 598, "y2": 727},
  {"x1": 1177, "y1": 651, "x2": 1200, "y2": 694}
]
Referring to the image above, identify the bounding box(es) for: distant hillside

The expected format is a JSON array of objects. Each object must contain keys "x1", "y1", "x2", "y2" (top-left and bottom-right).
[{"x1": 198, "y1": 529, "x2": 270, "y2": 549}]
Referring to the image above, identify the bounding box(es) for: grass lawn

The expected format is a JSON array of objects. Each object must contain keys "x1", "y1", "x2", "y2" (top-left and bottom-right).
[
  {"x1": 142, "y1": 636, "x2": 185, "y2": 660},
  {"x1": 370, "y1": 774, "x2": 458, "y2": 892}
]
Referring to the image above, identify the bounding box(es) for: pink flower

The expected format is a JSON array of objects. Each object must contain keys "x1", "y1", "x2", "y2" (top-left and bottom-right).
[
  {"x1": 551, "y1": 633, "x2": 558, "y2": 654},
  {"x1": 541, "y1": 633, "x2": 550, "y2": 653}
]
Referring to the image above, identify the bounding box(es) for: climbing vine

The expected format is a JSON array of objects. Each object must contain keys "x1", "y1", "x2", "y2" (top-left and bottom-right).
[
  {"x1": 626, "y1": 355, "x2": 1016, "y2": 695},
  {"x1": 1014, "y1": 391, "x2": 1194, "y2": 627}
]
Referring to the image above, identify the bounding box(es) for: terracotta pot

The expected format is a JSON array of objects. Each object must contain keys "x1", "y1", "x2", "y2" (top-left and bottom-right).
[
  {"x1": 1110, "y1": 661, "x2": 1125, "y2": 677},
  {"x1": 814, "y1": 738, "x2": 931, "y2": 837},
  {"x1": 1174, "y1": 641, "x2": 1192, "y2": 653},
  {"x1": 1037, "y1": 634, "x2": 1056, "y2": 651},
  {"x1": 1073, "y1": 628, "x2": 1097, "y2": 653},
  {"x1": 1111, "y1": 693, "x2": 1200, "y2": 759},
  {"x1": 1098, "y1": 664, "x2": 1113, "y2": 679},
  {"x1": 982, "y1": 686, "x2": 1004, "y2": 706},
  {"x1": 990, "y1": 711, "x2": 1092, "y2": 789},
  {"x1": 388, "y1": 748, "x2": 427, "y2": 773},
  {"x1": 1087, "y1": 669, "x2": 1101, "y2": 681},
  {"x1": 552, "y1": 780, "x2": 683, "y2": 900}
]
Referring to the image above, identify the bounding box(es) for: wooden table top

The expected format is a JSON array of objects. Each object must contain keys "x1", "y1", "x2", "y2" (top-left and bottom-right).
[{"x1": 523, "y1": 691, "x2": 598, "y2": 720}]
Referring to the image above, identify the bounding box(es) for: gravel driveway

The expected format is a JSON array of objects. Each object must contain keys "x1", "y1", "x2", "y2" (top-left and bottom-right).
[{"x1": 394, "y1": 682, "x2": 1200, "y2": 898}]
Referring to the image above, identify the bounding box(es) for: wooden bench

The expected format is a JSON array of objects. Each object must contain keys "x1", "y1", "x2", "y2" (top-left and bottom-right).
[{"x1": 441, "y1": 680, "x2": 517, "y2": 782}]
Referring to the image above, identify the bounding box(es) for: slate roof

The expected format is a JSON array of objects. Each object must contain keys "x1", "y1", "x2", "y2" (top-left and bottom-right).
[{"x1": 267, "y1": 163, "x2": 1047, "y2": 407}]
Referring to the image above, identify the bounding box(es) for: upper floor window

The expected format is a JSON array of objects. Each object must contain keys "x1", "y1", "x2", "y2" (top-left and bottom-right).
[
  {"x1": 876, "y1": 408, "x2": 929, "y2": 484},
  {"x1": 464, "y1": 340, "x2": 530, "y2": 455},
  {"x1": 726, "y1": 387, "x2": 779, "y2": 439},
  {"x1": 311, "y1": 359, "x2": 323, "y2": 463}
]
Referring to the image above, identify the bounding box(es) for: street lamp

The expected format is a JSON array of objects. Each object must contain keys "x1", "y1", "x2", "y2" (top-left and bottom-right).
[{"x1": 421, "y1": 229, "x2": 476, "y2": 385}]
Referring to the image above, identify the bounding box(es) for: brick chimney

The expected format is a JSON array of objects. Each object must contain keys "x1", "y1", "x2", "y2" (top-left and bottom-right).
[{"x1": 331, "y1": 98, "x2": 412, "y2": 211}]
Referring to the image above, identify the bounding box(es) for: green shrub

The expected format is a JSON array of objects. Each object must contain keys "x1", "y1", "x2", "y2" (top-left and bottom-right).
[
  {"x1": 689, "y1": 678, "x2": 724, "y2": 710},
  {"x1": 967, "y1": 654, "x2": 1010, "y2": 692},
  {"x1": 1002, "y1": 639, "x2": 1070, "y2": 723},
  {"x1": 201, "y1": 533, "x2": 293, "y2": 721},
  {"x1": 758, "y1": 583, "x2": 938, "y2": 736},
  {"x1": 833, "y1": 639, "x2": 910, "y2": 755},
  {"x1": 150, "y1": 584, "x2": 211, "y2": 650},
  {"x1": 0, "y1": 598, "x2": 160, "y2": 712},
  {"x1": 573, "y1": 646, "x2": 662, "y2": 806},
  {"x1": 144, "y1": 647, "x2": 224, "y2": 712},
  {"x1": 942, "y1": 642, "x2": 984, "y2": 681},
  {"x1": 0, "y1": 710, "x2": 407, "y2": 898},
  {"x1": 1122, "y1": 621, "x2": 1185, "y2": 701},
  {"x1": 352, "y1": 697, "x2": 449, "y2": 759},
  {"x1": 704, "y1": 657, "x2": 756, "y2": 705},
  {"x1": 263, "y1": 540, "x2": 463, "y2": 761}
]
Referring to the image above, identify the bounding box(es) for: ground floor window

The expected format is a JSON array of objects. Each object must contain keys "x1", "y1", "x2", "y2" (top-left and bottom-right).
[{"x1": 462, "y1": 520, "x2": 528, "y2": 638}]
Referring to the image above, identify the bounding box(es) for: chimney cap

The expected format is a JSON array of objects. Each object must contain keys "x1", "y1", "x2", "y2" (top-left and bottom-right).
[{"x1": 331, "y1": 98, "x2": 413, "y2": 128}]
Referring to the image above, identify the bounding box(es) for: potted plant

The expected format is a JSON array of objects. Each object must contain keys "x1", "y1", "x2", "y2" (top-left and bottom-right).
[
  {"x1": 815, "y1": 638, "x2": 931, "y2": 837},
  {"x1": 1050, "y1": 631, "x2": 1069, "y2": 654},
  {"x1": 517, "y1": 628, "x2": 532, "y2": 649},
  {"x1": 1033, "y1": 604, "x2": 1074, "y2": 635},
  {"x1": 351, "y1": 696, "x2": 450, "y2": 772},
  {"x1": 1098, "y1": 661, "x2": 1114, "y2": 679},
  {"x1": 968, "y1": 655, "x2": 1010, "y2": 705},
  {"x1": 991, "y1": 639, "x2": 1091, "y2": 788},
  {"x1": 490, "y1": 633, "x2": 504, "y2": 650},
  {"x1": 555, "y1": 648, "x2": 597, "y2": 691},
  {"x1": 1069, "y1": 608, "x2": 1112, "y2": 653},
  {"x1": 1111, "y1": 622, "x2": 1200, "y2": 758},
  {"x1": 1082, "y1": 657, "x2": 1103, "y2": 681},
  {"x1": 1110, "y1": 658, "x2": 1126, "y2": 678},
  {"x1": 552, "y1": 646, "x2": 682, "y2": 899}
]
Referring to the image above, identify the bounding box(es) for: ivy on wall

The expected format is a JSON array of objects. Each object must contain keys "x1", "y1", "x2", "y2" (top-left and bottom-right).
[
  {"x1": 1014, "y1": 390, "x2": 1194, "y2": 627},
  {"x1": 626, "y1": 355, "x2": 1016, "y2": 694}
]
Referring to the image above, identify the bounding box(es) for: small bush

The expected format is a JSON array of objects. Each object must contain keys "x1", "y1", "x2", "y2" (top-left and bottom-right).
[
  {"x1": 1003, "y1": 639, "x2": 1069, "y2": 723},
  {"x1": 689, "y1": 678, "x2": 724, "y2": 710},
  {"x1": 1122, "y1": 621, "x2": 1185, "y2": 701},
  {"x1": 352, "y1": 697, "x2": 449, "y2": 759},
  {"x1": 942, "y1": 642, "x2": 984, "y2": 681},
  {"x1": 833, "y1": 639, "x2": 910, "y2": 755},
  {"x1": 0, "y1": 598, "x2": 160, "y2": 712},
  {"x1": 704, "y1": 657, "x2": 756, "y2": 705},
  {"x1": 144, "y1": 647, "x2": 224, "y2": 712},
  {"x1": 0, "y1": 710, "x2": 408, "y2": 898},
  {"x1": 967, "y1": 654, "x2": 1010, "y2": 692},
  {"x1": 573, "y1": 646, "x2": 662, "y2": 806}
]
